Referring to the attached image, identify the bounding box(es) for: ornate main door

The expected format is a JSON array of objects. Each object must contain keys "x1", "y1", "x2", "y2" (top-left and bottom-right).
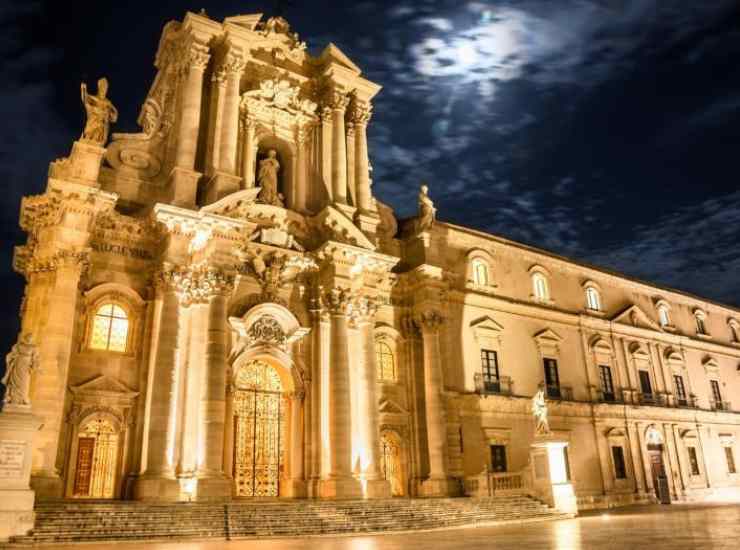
[
  {"x1": 72, "y1": 417, "x2": 118, "y2": 498},
  {"x1": 233, "y1": 360, "x2": 285, "y2": 497}
]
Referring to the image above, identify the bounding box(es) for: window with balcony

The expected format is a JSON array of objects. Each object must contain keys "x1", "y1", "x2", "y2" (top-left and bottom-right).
[
  {"x1": 611, "y1": 446, "x2": 627, "y2": 479},
  {"x1": 688, "y1": 447, "x2": 700, "y2": 476},
  {"x1": 481, "y1": 349, "x2": 500, "y2": 393},
  {"x1": 674, "y1": 374, "x2": 688, "y2": 407},
  {"x1": 599, "y1": 365, "x2": 615, "y2": 402},
  {"x1": 725, "y1": 447, "x2": 737, "y2": 474},
  {"x1": 490, "y1": 445, "x2": 507, "y2": 473},
  {"x1": 710, "y1": 379, "x2": 724, "y2": 410},
  {"x1": 639, "y1": 370, "x2": 653, "y2": 401},
  {"x1": 543, "y1": 358, "x2": 561, "y2": 398}
]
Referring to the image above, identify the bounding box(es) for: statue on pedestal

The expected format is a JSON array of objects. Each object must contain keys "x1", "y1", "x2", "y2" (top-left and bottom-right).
[
  {"x1": 2, "y1": 333, "x2": 39, "y2": 408},
  {"x1": 257, "y1": 149, "x2": 284, "y2": 207},
  {"x1": 416, "y1": 184, "x2": 436, "y2": 233},
  {"x1": 532, "y1": 389, "x2": 550, "y2": 436},
  {"x1": 80, "y1": 77, "x2": 118, "y2": 145}
]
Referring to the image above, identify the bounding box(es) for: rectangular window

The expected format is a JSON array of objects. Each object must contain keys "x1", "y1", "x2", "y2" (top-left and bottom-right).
[
  {"x1": 544, "y1": 358, "x2": 560, "y2": 398},
  {"x1": 688, "y1": 447, "x2": 700, "y2": 476},
  {"x1": 710, "y1": 380, "x2": 722, "y2": 407},
  {"x1": 674, "y1": 375, "x2": 687, "y2": 405},
  {"x1": 725, "y1": 447, "x2": 737, "y2": 474},
  {"x1": 563, "y1": 447, "x2": 571, "y2": 481},
  {"x1": 611, "y1": 446, "x2": 627, "y2": 479},
  {"x1": 481, "y1": 350, "x2": 500, "y2": 393},
  {"x1": 599, "y1": 365, "x2": 615, "y2": 401},
  {"x1": 490, "y1": 445, "x2": 507, "y2": 473},
  {"x1": 639, "y1": 370, "x2": 653, "y2": 397},
  {"x1": 696, "y1": 316, "x2": 706, "y2": 334}
]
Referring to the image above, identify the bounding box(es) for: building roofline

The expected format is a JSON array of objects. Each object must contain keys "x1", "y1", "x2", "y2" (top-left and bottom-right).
[{"x1": 438, "y1": 220, "x2": 740, "y2": 317}]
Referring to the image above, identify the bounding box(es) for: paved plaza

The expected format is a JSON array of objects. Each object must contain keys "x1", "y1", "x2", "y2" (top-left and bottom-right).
[{"x1": 24, "y1": 503, "x2": 740, "y2": 550}]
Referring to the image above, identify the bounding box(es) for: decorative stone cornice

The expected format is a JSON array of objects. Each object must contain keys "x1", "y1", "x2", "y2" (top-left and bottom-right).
[
  {"x1": 15, "y1": 248, "x2": 90, "y2": 277},
  {"x1": 155, "y1": 261, "x2": 235, "y2": 305}
]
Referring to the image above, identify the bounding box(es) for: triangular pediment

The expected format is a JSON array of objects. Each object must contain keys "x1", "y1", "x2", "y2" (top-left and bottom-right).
[
  {"x1": 312, "y1": 205, "x2": 375, "y2": 250},
  {"x1": 612, "y1": 305, "x2": 661, "y2": 331},
  {"x1": 319, "y1": 43, "x2": 361, "y2": 74},
  {"x1": 379, "y1": 398, "x2": 408, "y2": 415},
  {"x1": 470, "y1": 316, "x2": 504, "y2": 333},
  {"x1": 224, "y1": 14, "x2": 263, "y2": 31},
  {"x1": 70, "y1": 375, "x2": 138, "y2": 398},
  {"x1": 534, "y1": 328, "x2": 563, "y2": 344}
]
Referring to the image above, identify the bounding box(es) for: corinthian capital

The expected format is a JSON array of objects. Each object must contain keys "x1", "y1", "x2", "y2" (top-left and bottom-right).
[
  {"x1": 415, "y1": 310, "x2": 445, "y2": 333},
  {"x1": 322, "y1": 287, "x2": 354, "y2": 315},
  {"x1": 221, "y1": 51, "x2": 246, "y2": 76},
  {"x1": 325, "y1": 90, "x2": 350, "y2": 112},
  {"x1": 351, "y1": 102, "x2": 373, "y2": 125},
  {"x1": 181, "y1": 42, "x2": 210, "y2": 73},
  {"x1": 351, "y1": 294, "x2": 379, "y2": 325},
  {"x1": 156, "y1": 262, "x2": 235, "y2": 306}
]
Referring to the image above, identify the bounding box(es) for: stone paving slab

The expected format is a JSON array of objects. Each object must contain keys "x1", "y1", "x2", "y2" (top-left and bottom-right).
[{"x1": 12, "y1": 502, "x2": 740, "y2": 550}]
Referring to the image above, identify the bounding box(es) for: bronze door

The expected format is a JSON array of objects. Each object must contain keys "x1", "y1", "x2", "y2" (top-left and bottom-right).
[{"x1": 73, "y1": 437, "x2": 95, "y2": 496}]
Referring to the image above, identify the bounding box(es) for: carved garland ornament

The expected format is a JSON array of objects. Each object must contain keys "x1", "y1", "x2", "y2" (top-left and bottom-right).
[{"x1": 246, "y1": 315, "x2": 287, "y2": 349}]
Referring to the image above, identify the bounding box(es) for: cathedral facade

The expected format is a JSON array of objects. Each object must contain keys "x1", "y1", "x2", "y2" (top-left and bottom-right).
[{"x1": 13, "y1": 12, "x2": 740, "y2": 507}]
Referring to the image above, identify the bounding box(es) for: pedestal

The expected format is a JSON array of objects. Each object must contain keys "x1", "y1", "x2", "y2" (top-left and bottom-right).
[
  {"x1": 354, "y1": 211, "x2": 380, "y2": 237},
  {"x1": 419, "y1": 477, "x2": 460, "y2": 497},
  {"x1": 530, "y1": 437, "x2": 578, "y2": 515},
  {"x1": 194, "y1": 475, "x2": 232, "y2": 501},
  {"x1": 204, "y1": 172, "x2": 242, "y2": 205},
  {"x1": 364, "y1": 478, "x2": 392, "y2": 498},
  {"x1": 49, "y1": 140, "x2": 105, "y2": 186},
  {"x1": 318, "y1": 477, "x2": 363, "y2": 499},
  {"x1": 284, "y1": 479, "x2": 308, "y2": 498},
  {"x1": 168, "y1": 166, "x2": 202, "y2": 209},
  {"x1": 133, "y1": 475, "x2": 181, "y2": 502},
  {"x1": 0, "y1": 406, "x2": 43, "y2": 542}
]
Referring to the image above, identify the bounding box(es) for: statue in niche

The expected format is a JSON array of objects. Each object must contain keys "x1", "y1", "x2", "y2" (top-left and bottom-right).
[
  {"x1": 80, "y1": 77, "x2": 118, "y2": 145},
  {"x1": 531, "y1": 389, "x2": 551, "y2": 436},
  {"x1": 257, "y1": 149, "x2": 284, "y2": 207},
  {"x1": 416, "y1": 183, "x2": 436, "y2": 233},
  {"x1": 2, "y1": 333, "x2": 39, "y2": 408}
]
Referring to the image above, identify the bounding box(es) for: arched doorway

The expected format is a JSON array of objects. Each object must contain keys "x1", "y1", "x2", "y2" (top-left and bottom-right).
[
  {"x1": 233, "y1": 360, "x2": 286, "y2": 497},
  {"x1": 646, "y1": 426, "x2": 671, "y2": 504},
  {"x1": 380, "y1": 431, "x2": 405, "y2": 497},
  {"x1": 71, "y1": 416, "x2": 119, "y2": 498}
]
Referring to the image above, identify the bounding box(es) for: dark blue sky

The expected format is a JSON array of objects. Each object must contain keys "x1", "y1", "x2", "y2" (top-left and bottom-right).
[{"x1": 1, "y1": 1, "x2": 740, "y2": 357}]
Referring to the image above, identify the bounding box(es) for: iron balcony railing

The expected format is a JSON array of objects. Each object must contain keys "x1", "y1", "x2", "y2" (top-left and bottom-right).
[
  {"x1": 710, "y1": 400, "x2": 732, "y2": 412},
  {"x1": 596, "y1": 389, "x2": 624, "y2": 404},
  {"x1": 636, "y1": 392, "x2": 669, "y2": 406},
  {"x1": 538, "y1": 382, "x2": 574, "y2": 401},
  {"x1": 474, "y1": 374, "x2": 514, "y2": 396}
]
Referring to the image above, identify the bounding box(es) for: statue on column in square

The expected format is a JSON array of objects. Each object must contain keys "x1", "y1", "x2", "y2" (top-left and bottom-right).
[
  {"x1": 80, "y1": 77, "x2": 118, "y2": 145},
  {"x1": 2, "y1": 333, "x2": 39, "y2": 408},
  {"x1": 257, "y1": 149, "x2": 284, "y2": 207}
]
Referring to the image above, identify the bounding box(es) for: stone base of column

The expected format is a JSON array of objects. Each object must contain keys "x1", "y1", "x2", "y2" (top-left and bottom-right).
[
  {"x1": 48, "y1": 140, "x2": 105, "y2": 186},
  {"x1": 195, "y1": 476, "x2": 232, "y2": 501},
  {"x1": 284, "y1": 479, "x2": 308, "y2": 498},
  {"x1": 354, "y1": 210, "x2": 380, "y2": 235},
  {"x1": 204, "y1": 172, "x2": 242, "y2": 205},
  {"x1": 334, "y1": 202, "x2": 357, "y2": 220},
  {"x1": 318, "y1": 477, "x2": 363, "y2": 499},
  {"x1": 306, "y1": 477, "x2": 321, "y2": 498},
  {"x1": 363, "y1": 478, "x2": 391, "y2": 499},
  {"x1": 419, "y1": 477, "x2": 460, "y2": 497},
  {"x1": 133, "y1": 475, "x2": 181, "y2": 502},
  {"x1": 168, "y1": 166, "x2": 202, "y2": 209},
  {"x1": 30, "y1": 474, "x2": 64, "y2": 500}
]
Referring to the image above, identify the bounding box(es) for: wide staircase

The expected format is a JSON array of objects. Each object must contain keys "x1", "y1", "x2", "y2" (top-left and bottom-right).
[{"x1": 9, "y1": 496, "x2": 570, "y2": 545}]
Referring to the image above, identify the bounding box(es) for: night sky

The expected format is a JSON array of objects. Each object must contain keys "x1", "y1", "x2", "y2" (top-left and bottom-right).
[{"x1": 1, "y1": 1, "x2": 740, "y2": 361}]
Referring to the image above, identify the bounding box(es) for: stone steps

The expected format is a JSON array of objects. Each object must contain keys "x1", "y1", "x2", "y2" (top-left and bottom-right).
[{"x1": 10, "y1": 496, "x2": 570, "y2": 545}]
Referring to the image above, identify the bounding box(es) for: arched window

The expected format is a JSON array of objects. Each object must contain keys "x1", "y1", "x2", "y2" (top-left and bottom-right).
[
  {"x1": 532, "y1": 272, "x2": 549, "y2": 301},
  {"x1": 694, "y1": 310, "x2": 708, "y2": 336},
  {"x1": 90, "y1": 303, "x2": 129, "y2": 352},
  {"x1": 585, "y1": 287, "x2": 601, "y2": 311},
  {"x1": 728, "y1": 319, "x2": 740, "y2": 343},
  {"x1": 376, "y1": 340, "x2": 396, "y2": 382},
  {"x1": 471, "y1": 258, "x2": 489, "y2": 286}
]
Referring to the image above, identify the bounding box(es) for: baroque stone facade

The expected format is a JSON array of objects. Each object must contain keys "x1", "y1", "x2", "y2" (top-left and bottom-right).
[{"x1": 9, "y1": 11, "x2": 740, "y2": 508}]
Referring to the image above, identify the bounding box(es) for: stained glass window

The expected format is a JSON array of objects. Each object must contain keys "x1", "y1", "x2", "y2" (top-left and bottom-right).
[
  {"x1": 376, "y1": 340, "x2": 396, "y2": 382},
  {"x1": 90, "y1": 303, "x2": 129, "y2": 352}
]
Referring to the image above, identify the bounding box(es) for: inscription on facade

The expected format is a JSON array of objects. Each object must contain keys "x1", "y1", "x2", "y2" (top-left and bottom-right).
[
  {"x1": 0, "y1": 440, "x2": 26, "y2": 479},
  {"x1": 91, "y1": 241, "x2": 153, "y2": 260}
]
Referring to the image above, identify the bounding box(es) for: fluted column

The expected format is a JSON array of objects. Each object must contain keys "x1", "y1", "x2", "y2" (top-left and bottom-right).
[
  {"x1": 241, "y1": 116, "x2": 257, "y2": 187},
  {"x1": 417, "y1": 310, "x2": 454, "y2": 496},
  {"x1": 345, "y1": 122, "x2": 356, "y2": 205},
  {"x1": 352, "y1": 101, "x2": 373, "y2": 213},
  {"x1": 196, "y1": 276, "x2": 234, "y2": 499},
  {"x1": 218, "y1": 53, "x2": 244, "y2": 175},
  {"x1": 205, "y1": 71, "x2": 226, "y2": 174},
  {"x1": 294, "y1": 126, "x2": 309, "y2": 212},
  {"x1": 329, "y1": 92, "x2": 350, "y2": 205},
  {"x1": 320, "y1": 106, "x2": 333, "y2": 202},
  {"x1": 319, "y1": 287, "x2": 362, "y2": 498},
  {"x1": 175, "y1": 41, "x2": 209, "y2": 170},
  {"x1": 135, "y1": 271, "x2": 183, "y2": 501}
]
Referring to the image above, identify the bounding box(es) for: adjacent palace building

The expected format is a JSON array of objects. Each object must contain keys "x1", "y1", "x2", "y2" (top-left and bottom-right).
[{"x1": 13, "y1": 12, "x2": 740, "y2": 509}]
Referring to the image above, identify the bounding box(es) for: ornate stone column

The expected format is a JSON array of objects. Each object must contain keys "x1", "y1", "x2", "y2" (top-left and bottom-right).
[
  {"x1": 352, "y1": 101, "x2": 373, "y2": 213},
  {"x1": 218, "y1": 52, "x2": 244, "y2": 176},
  {"x1": 196, "y1": 274, "x2": 234, "y2": 499},
  {"x1": 135, "y1": 268, "x2": 183, "y2": 501},
  {"x1": 329, "y1": 92, "x2": 350, "y2": 205},
  {"x1": 354, "y1": 296, "x2": 390, "y2": 498},
  {"x1": 320, "y1": 106, "x2": 333, "y2": 203},
  {"x1": 294, "y1": 126, "x2": 309, "y2": 212},
  {"x1": 241, "y1": 116, "x2": 257, "y2": 187},
  {"x1": 171, "y1": 40, "x2": 209, "y2": 207},
  {"x1": 417, "y1": 310, "x2": 456, "y2": 496},
  {"x1": 319, "y1": 287, "x2": 362, "y2": 498},
  {"x1": 345, "y1": 122, "x2": 356, "y2": 205},
  {"x1": 28, "y1": 251, "x2": 87, "y2": 499},
  {"x1": 288, "y1": 390, "x2": 306, "y2": 497},
  {"x1": 206, "y1": 70, "x2": 226, "y2": 175}
]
